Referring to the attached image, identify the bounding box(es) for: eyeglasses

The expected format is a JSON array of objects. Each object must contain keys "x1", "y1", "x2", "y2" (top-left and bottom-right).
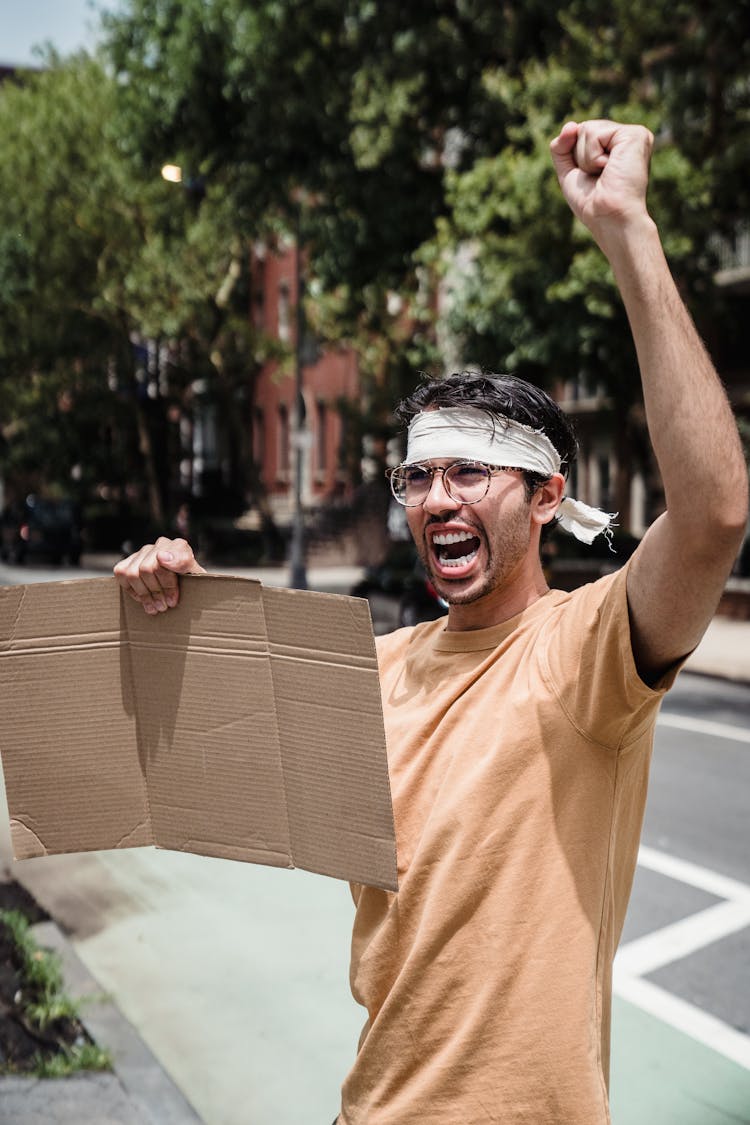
[{"x1": 387, "y1": 460, "x2": 522, "y2": 507}]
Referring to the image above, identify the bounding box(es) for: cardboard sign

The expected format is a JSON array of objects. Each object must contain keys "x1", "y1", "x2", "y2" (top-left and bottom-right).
[{"x1": 0, "y1": 575, "x2": 397, "y2": 891}]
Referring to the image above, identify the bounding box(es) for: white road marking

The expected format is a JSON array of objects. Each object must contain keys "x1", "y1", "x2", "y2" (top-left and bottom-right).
[
  {"x1": 658, "y1": 711, "x2": 750, "y2": 745},
  {"x1": 616, "y1": 899, "x2": 750, "y2": 976},
  {"x1": 638, "y1": 844, "x2": 750, "y2": 903},
  {"x1": 614, "y1": 973, "x2": 750, "y2": 1071},
  {"x1": 614, "y1": 846, "x2": 750, "y2": 1071}
]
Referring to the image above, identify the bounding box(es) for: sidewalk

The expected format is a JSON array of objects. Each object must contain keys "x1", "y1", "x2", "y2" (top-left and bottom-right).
[
  {"x1": 79, "y1": 552, "x2": 367, "y2": 596},
  {"x1": 0, "y1": 878, "x2": 204, "y2": 1124},
  {"x1": 684, "y1": 614, "x2": 750, "y2": 683}
]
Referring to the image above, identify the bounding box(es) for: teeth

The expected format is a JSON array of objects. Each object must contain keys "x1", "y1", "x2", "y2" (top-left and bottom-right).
[
  {"x1": 433, "y1": 531, "x2": 475, "y2": 545},
  {"x1": 438, "y1": 549, "x2": 478, "y2": 568}
]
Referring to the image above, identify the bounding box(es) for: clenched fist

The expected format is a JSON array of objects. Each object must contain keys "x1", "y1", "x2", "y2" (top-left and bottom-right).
[{"x1": 550, "y1": 119, "x2": 655, "y2": 246}]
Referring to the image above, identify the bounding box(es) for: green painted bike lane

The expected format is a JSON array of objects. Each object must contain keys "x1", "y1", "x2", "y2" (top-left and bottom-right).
[{"x1": 611, "y1": 996, "x2": 750, "y2": 1124}]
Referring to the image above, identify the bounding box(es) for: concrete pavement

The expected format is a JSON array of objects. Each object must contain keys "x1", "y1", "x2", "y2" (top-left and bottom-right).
[
  {"x1": 684, "y1": 613, "x2": 750, "y2": 683},
  {"x1": 1, "y1": 558, "x2": 749, "y2": 1123}
]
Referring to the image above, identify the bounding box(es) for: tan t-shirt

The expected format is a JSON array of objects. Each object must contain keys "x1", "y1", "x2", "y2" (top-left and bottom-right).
[{"x1": 340, "y1": 564, "x2": 680, "y2": 1125}]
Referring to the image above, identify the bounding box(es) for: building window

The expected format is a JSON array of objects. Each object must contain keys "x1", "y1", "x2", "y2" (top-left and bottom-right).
[
  {"x1": 253, "y1": 407, "x2": 265, "y2": 468},
  {"x1": 278, "y1": 281, "x2": 291, "y2": 343},
  {"x1": 316, "y1": 401, "x2": 327, "y2": 474},
  {"x1": 252, "y1": 263, "x2": 266, "y2": 331}
]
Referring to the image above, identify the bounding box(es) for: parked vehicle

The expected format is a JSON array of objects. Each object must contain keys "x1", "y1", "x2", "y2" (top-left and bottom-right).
[
  {"x1": 350, "y1": 541, "x2": 448, "y2": 633},
  {"x1": 0, "y1": 496, "x2": 83, "y2": 566}
]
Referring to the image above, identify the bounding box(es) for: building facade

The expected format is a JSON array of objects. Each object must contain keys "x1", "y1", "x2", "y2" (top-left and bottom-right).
[{"x1": 249, "y1": 242, "x2": 360, "y2": 528}]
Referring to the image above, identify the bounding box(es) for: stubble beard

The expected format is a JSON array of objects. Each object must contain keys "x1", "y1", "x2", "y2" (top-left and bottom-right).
[{"x1": 418, "y1": 502, "x2": 533, "y2": 607}]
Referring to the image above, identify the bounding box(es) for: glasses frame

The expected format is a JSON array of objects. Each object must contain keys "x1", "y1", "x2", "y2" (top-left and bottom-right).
[{"x1": 386, "y1": 460, "x2": 524, "y2": 508}]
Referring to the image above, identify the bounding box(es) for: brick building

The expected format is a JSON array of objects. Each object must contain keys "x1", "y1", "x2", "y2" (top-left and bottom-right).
[
  {"x1": 244, "y1": 230, "x2": 750, "y2": 570},
  {"x1": 249, "y1": 241, "x2": 360, "y2": 529}
]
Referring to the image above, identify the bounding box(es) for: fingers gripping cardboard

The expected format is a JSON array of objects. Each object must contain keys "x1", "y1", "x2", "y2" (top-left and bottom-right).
[{"x1": 0, "y1": 576, "x2": 397, "y2": 891}]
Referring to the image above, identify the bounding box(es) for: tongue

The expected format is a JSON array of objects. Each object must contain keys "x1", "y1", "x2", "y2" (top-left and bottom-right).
[{"x1": 439, "y1": 537, "x2": 479, "y2": 560}]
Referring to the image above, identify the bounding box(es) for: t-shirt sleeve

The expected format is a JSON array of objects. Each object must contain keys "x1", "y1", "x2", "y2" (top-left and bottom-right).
[{"x1": 540, "y1": 560, "x2": 683, "y2": 751}]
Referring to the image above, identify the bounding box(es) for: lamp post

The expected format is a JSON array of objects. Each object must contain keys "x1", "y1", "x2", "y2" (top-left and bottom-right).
[{"x1": 289, "y1": 216, "x2": 309, "y2": 590}]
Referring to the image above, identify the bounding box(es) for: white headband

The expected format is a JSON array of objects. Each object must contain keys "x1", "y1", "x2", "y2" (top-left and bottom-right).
[{"x1": 405, "y1": 407, "x2": 616, "y2": 546}]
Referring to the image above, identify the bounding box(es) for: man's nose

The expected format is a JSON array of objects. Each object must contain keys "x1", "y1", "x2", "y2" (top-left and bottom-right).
[{"x1": 422, "y1": 471, "x2": 460, "y2": 515}]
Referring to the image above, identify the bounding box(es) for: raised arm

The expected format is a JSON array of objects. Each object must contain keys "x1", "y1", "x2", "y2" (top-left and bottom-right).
[{"x1": 550, "y1": 120, "x2": 748, "y2": 683}]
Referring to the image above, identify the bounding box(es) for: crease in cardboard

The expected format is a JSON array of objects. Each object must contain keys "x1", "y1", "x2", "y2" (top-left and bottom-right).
[
  {"x1": 0, "y1": 587, "x2": 24, "y2": 675},
  {"x1": 115, "y1": 641, "x2": 268, "y2": 658},
  {"x1": 0, "y1": 632, "x2": 121, "y2": 652},
  {"x1": 272, "y1": 692, "x2": 382, "y2": 717},
  {"x1": 115, "y1": 819, "x2": 152, "y2": 848},
  {"x1": 0, "y1": 576, "x2": 398, "y2": 890},
  {"x1": 8, "y1": 583, "x2": 27, "y2": 648},
  {"x1": 175, "y1": 835, "x2": 291, "y2": 861},
  {"x1": 268, "y1": 646, "x2": 380, "y2": 672},
  {"x1": 198, "y1": 714, "x2": 259, "y2": 740},
  {"x1": 119, "y1": 593, "x2": 157, "y2": 848},
  {"x1": 256, "y1": 588, "x2": 296, "y2": 878}
]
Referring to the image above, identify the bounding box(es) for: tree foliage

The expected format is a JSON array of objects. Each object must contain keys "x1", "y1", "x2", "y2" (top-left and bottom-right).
[
  {"x1": 102, "y1": 0, "x2": 750, "y2": 402},
  {"x1": 1, "y1": 0, "x2": 748, "y2": 530},
  {"x1": 0, "y1": 54, "x2": 278, "y2": 526}
]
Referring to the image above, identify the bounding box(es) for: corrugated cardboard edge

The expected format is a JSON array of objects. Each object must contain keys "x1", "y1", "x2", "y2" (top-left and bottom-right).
[
  {"x1": 0, "y1": 578, "x2": 154, "y2": 859},
  {"x1": 1, "y1": 575, "x2": 399, "y2": 891},
  {"x1": 258, "y1": 582, "x2": 398, "y2": 891}
]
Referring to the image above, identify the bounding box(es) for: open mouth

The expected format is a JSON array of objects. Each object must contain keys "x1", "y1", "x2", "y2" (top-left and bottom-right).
[{"x1": 430, "y1": 529, "x2": 481, "y2": 571}]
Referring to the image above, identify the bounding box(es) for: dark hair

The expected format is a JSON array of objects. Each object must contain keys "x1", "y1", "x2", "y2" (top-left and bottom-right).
[{"x1": 395, "y1": 371, "x2": 578, "y2": 500}]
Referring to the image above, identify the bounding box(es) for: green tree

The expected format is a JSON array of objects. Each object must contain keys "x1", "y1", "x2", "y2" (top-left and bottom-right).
[
  {"x1": 101, "y1": 1, "x2": 749, "y2": 482},
  {"x1": 0, "y1": 55, "x2": 279, "y2": 528},
  {"x1": 426, "y1": 1, "x2": 749, "y2": 519},
  {"x1": 5, "y1": 3, "x2": 746, "y2": 536}
]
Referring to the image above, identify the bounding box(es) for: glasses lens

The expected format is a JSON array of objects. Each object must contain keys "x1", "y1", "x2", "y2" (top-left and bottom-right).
[
  {"x1": 444, "y1": 462, "x2": 490, "y2": 503},
  {"x1": 391, "y1": 465, "x2": 432, "y2": 506}
]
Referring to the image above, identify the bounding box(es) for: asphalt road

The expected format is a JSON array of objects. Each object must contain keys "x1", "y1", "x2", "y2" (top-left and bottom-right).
[
  {"x1": 618, "y1": 673, "x2": 750, "y2": 1051},
  {"x1": 1, "y1": 560, "x2": 749, "y2": 1123}
]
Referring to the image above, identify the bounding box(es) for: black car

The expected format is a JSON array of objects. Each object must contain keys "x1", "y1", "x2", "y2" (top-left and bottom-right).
[
  {"x1": 351, "y1": 541, "x2": 448, "y2": 633},
  {"x1": 0, "y1": 497, "x2": 83, "y2": 566}
]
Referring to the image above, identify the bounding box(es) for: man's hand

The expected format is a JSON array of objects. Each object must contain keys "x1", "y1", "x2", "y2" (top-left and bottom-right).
[
  {"x1": 549, "y1": 120, "x2": 654, "y2": 244},
  {"x1": 114, "y1": 537, "x2": 205, "y2": 614}
]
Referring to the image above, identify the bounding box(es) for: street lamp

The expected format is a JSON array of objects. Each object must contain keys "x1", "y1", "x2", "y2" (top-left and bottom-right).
[{"x1": 160, "y1": 163, "x2": 183, "y2": 183}]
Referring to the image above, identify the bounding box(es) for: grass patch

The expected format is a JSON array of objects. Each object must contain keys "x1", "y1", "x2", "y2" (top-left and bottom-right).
[{"x1": 0, "y1": 906, "x2": 112, "y2": 1076}]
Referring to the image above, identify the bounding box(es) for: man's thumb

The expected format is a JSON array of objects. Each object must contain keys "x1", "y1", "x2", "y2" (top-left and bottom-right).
[
  {"x1": 549, "y1": 121, "x2": 578, "y2": 178},
  {"x1": 157, "y1": 548, "x2": 191, "y2": 572}
]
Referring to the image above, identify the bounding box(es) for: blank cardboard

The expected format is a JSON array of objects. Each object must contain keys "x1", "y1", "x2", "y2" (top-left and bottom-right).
[{"x1": 0, "y1": 575, "x2": 397, "y2": 891}]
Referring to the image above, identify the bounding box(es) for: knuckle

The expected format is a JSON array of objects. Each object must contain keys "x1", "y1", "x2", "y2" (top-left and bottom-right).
[{"x1": 142, "y1": 558, "x2": 159, "y2": 575}]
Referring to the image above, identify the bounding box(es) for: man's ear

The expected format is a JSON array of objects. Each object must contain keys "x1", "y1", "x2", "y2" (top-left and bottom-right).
[{"x1": 531, "y1": 473, "x2": 566, "y2": 527}]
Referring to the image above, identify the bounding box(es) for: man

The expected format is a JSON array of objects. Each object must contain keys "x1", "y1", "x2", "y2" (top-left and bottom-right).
[{"x1": 115, "y1": 121, "x2": 748, "y2": 1124}]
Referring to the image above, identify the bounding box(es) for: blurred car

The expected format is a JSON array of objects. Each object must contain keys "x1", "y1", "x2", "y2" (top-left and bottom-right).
[
  {"x1": 350, "y1": 541, "x2": 448, "y2": 633},
  {"x1": 0, "y1": 496, "x2": 83, "y2": 566}
]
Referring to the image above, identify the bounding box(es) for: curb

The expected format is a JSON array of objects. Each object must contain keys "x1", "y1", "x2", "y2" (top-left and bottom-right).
[{"x1": 0, "y1": 917, "x2": 204, "y2": 1125}]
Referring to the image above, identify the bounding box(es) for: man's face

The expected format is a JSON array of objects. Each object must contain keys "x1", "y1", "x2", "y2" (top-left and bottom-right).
[{"x1": 405, "y1": 460, "x2": 536, "y2": 606}]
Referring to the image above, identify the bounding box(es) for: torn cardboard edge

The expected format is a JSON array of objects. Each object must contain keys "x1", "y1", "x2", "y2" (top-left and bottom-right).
[{"x1": 0, "y1": 575, "x2": 398, "y2": 892}]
